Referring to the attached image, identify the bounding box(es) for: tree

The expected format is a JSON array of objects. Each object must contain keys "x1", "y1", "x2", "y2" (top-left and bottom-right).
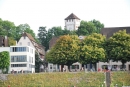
[
  {"x1": 38, "y1": 26, "x2": 73, "y2": 51},
  {"x1": 80, "y1": 33, "x2": 106, "y2": 70},
  {"x1": 8, "y1": 37, "x2": 16, "y2": 46},
  {"x1": 46, "y1": 35, "x2": 80, "y2": 71},
  {"x1": 0, "y1": 51, "x2": 10, "y2": 73},
  {"x1": 106, "y1": 30, "x2": 130, "y2": 69},
  {"x1": 15, "y1": 24, "x2": 37, "y2": 42},
  {"x1": 38, "y1": 26, "x2": 48, "y2": 50},
  {"x1": 90, "y1": 19, "x2": 104, "y2": 33},
  {"x1": 77, "y1": 19, "x2": 104, "y2": 36},
  {"x1": 0, "y1": 18, "x2": 16, "y2": 38}
]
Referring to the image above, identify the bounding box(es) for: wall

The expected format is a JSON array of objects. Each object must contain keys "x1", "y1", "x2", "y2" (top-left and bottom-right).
[{"x1": 17, "y1": 36, "x2": 35, "y2": 48}]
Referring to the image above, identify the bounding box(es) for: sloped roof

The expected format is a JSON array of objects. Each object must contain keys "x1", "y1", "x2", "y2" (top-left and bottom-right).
[
  {"x1": 65, "y1": 13, "x2": 80, "y2": 20},
  {"x1": 22, "y1": 32, "x2": 35, "y2": 41},
  {"x1": 22, "y1": 32, "x2": 45, "y2": 55},
  {"x1": 101, "y1": 27, "x2": 130, "y2": 38},
  {"x1": 49, "y1": 36, "x2": 59, "y2": 49}
]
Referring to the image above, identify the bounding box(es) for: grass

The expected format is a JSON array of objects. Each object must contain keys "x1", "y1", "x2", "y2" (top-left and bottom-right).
[
  {"x1": 111, "y1": 71, "x2": 130, "y2": 87},
  {"x1": 0, "y1": 71, "x2": 130, "y2": 87},
  {"x1": 0, "y1": 72, "x2": 105, "y2": 87}
]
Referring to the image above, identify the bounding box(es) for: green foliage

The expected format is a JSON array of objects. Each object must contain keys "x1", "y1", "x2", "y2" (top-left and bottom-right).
[
  {"x1": 38, "y1": 26, "x2": 73, "y2": 51},
  {"x1": 0, "y1": 18, "x2": 16, "y2": 37},
  {"x1": 35, "y1": 52, "x2": 48, "y2": 73},
  {"x1": 77, "y1": 19, "x2": 104, "y2": 36},
  {"x1": 106, "y1": 30, "x2": 130, "y2": 64},
  {"x1": 15, "y1": 24, "x2": 37, "y2": 42},
  {"x1": 80, "y1": 33, "x2": 106, "y2": 64},
  {"x1": 90, "y1": 19, "x2": 104, "y2": 33},
  {"x1": 8, "y1": 37, "x2": 16, "y2": 46},
  {"x1": 46, "y1": 35, "x2": 80, "y2": 66},
  {"x1": 0, "y1": 51, "x2": 10, "y2": 73}
]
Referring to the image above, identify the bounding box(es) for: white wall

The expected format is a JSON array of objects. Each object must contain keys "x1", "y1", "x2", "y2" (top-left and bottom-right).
[
  {"x1": 0, "y1": 47, "x2": 10, "y2": 52},
  {"x1": 97, "y1": 61, "x2": 130, "y2": 71},
  {"x1": 17, "y1": 36, "x2": 35, "y2": 48},
  {"x1": 65, "y1": 19, "x2": 80, "y2": 31},
  {"x1": 10, "y1": 46, "x2": 35, "y2": 73}
]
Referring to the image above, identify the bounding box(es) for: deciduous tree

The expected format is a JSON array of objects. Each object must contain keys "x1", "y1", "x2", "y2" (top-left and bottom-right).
[
  {"x1": 106, "y1": 30, "x2": 130, "y2": 69},
  {"x1": 0, "y1": 51, "x2": 10, "y2": 73},
  {"x1": 80, "y1": 33, "x2": 106, "y2": 70},
  {"x1": 77, "y1": 19, "x2": 104, "y2": 36},
  {"x1": 46, "y1": 35, "x2": 80, "y2": 71}
]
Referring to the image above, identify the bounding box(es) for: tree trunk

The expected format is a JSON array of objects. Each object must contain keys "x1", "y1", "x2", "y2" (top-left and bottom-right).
[
  {"x1": 93, "y1": 62, "x2": 97, "y2": 71},
  {"x1": 122, "y1": 62, "x2": 126, "y2": 71},
  {"x1": 68, "y1": 65, "x2": 70, "y2": 72},
  {"x1": 61, "y1": 65, "x2": 64, "y2": 72}
]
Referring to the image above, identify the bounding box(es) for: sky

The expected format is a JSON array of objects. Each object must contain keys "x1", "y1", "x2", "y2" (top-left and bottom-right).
[{"x1": 0, "y1": 0, "x2": 130, "y2": 35}]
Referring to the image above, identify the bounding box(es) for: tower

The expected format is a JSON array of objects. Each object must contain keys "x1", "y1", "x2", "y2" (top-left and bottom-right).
[{"x1": 65, "y1": 13, "x2": 80, "y2": 31}]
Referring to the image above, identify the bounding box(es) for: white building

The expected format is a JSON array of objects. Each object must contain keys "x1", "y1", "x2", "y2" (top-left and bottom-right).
[
  {"x1": 65, "y1": 13, "x2": 80, "y2": 31},
  {"x1": 10, "y1": 46, "x2": 35, "y2": 73},
  {"x1": 17, "y1": 32, "x2": 46, "y2": 72},
  {"x1": 17, "y1": 32, "x2": 45, "y2": 60}
]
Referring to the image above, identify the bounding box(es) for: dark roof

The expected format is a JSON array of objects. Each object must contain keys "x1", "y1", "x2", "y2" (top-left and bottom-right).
[
  {"x1": 65, "y1": 13, "x2": 80, "y2": 20},
  {"x1": 101, "y1": 27, "x2": 130, "y2": 38},
  {"x1": 49, "y1": 36, "x2": 59, "y2": 49}
]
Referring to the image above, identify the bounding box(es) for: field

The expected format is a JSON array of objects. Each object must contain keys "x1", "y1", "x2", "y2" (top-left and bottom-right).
[{"x1": 0, "y1": 71, "x2": 130, "y2": 87}]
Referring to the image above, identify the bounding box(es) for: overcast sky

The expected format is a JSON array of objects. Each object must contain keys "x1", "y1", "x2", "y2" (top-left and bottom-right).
[{"x1": 0, "y1": 0, "x2": 130, "y2": 34}]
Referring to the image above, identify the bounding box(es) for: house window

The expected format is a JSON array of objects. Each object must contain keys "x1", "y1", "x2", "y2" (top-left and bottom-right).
[
  {"x1": 32, "y1": 57, "x2": 33, "y2": 63},
  {"x1": 11, "y1": 64, "x2": 27, "y2": 67},
  {"x1": 20, "y1": 42, "x2": 22, "y2": 45},
  {"x1": 11, "y1": 55, "x2": 27, "y2": 62},
  {"x1": 28, "y1": 42, "x2": 30, "y2": 46}
]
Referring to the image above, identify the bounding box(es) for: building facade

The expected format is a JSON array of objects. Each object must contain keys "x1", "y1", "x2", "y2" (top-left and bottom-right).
[
  {"x1": 17, "y1": 32, "x2": 46, "y2": 72},
  {"x1": 10, "y1": 46, "x2": 35, "y2": 73},
  {"x1": 17, "y1": 32, "x2": 45, "y2": 60},
  {"x1": 65, "y1": 13, "x2": 80, "y2": 31}
]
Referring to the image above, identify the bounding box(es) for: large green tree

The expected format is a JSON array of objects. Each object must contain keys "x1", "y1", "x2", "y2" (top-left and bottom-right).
[
  {"x1": 77, "y1": 19, "x2": 104, "y2": 36},
  {"x1": 80, "y1": 33, "x2": 106, "y2": 70},
  {"x1": 46, "y1": 35, "x2": 80, "y2": 71},
  {"x1": 0, "y1": 18, "x2": 16, "y2": 37},
  {"x1": 38, "y1": 26, "x2": 73, "y2": 51},
  {"x1": 90, "y1": 19, "x2": 104, "y2": 33},
  {"x1": 15, "y1": 24, "x2": 38, "y2": 42},
  {"x1": 106, "y1": 30, "x2": 130, "y2": 69},
  {"x1": 0, "y1": 51, "x2": 10, "y2": 74},
  {"x1": 38, "y1": 26, "x2": 48, "y2": 50}
]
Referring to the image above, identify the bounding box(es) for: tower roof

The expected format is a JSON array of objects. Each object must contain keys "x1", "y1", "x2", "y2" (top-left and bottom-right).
[{"x1": 65, "y1": 13, "x2": 80, "y2": 20}]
